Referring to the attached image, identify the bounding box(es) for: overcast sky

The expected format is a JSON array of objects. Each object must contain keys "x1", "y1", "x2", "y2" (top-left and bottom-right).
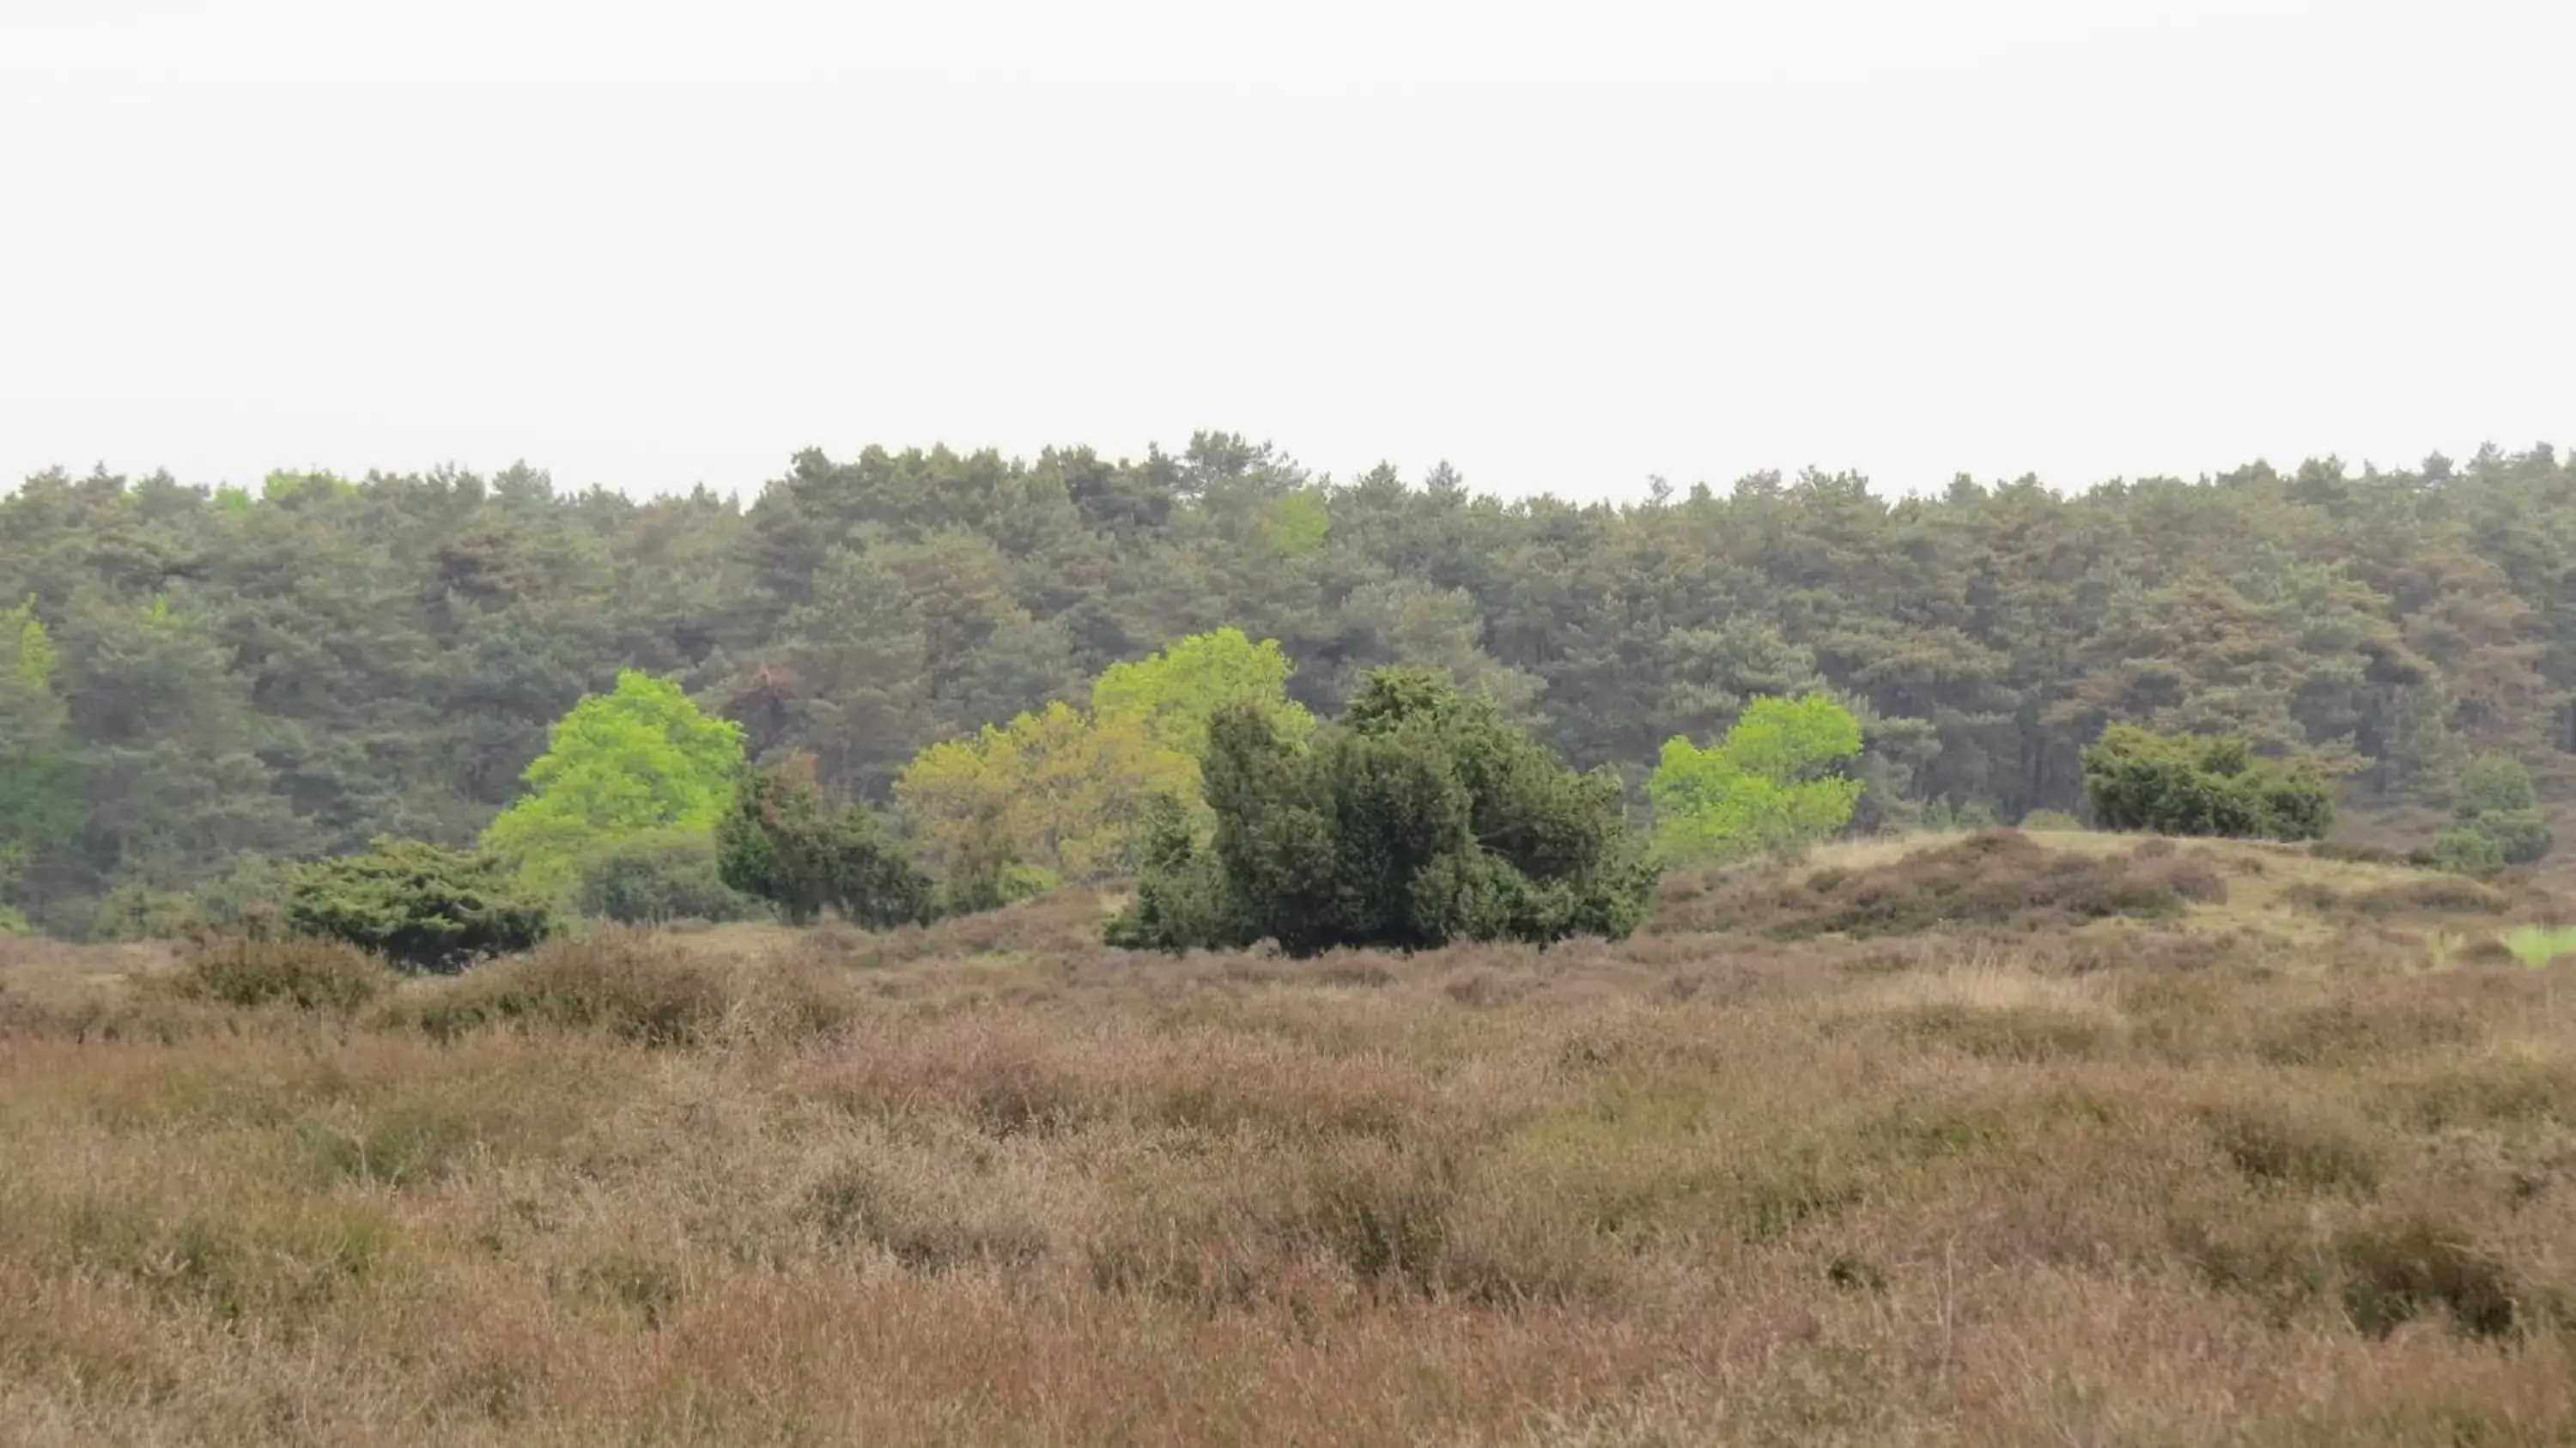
[{"x1": 3, "y1": 1, "x2": 2570, "y2": 503}]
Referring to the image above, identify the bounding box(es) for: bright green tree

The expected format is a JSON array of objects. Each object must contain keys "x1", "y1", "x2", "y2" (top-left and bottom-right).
[
  {"x1": 482, "y1": 671, "x2": 746, "y2": 892},
  {"x1": 896, "y1": 629, "x2": 1311, "y2": 889},
  {"x1": 1648, "y1": 693, "x2": 1865, "y2": 864},
  {"x1": 1091, "y1": 627, "x2": 1315, "y2": 762},
  {"x1": 895, "y1": 700, "x2": 1191, "y2": 882}
]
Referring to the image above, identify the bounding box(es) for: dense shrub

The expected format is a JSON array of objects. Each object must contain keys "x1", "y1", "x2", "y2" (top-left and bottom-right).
[
  {"x1": 287, "y1": 838, "x2": 555, "y2": 973},
  {"x1": 2428, "y1": 827, "x2": 2506, "y2": 874},
  {"x1": 574, "y1": 831, "x2": 766, "y2": 924},
  {"x1": 2434, "y1": 756, "x2": 2552, "y2": 871},
  {"x1": 2454, "y1": 755, "x2": 2539, "y2": 818},
  {"x1": 2081, "y1": 727, "x2": 2333, "y2": 842},
  {"x1": 1109, "y1": 669, "x2": 1656, "y2": 955},
  {"x1": 173, "y1": 926, "x2": 394, "y2": 1014},
  {"x1": 717, "y1": 757, "x2": 937, "y2": 928}
]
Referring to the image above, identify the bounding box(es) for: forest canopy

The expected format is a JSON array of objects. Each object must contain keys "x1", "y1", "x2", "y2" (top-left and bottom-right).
[{"x1": 1, "y1": 435, "x2": 2569, "y2": 934}]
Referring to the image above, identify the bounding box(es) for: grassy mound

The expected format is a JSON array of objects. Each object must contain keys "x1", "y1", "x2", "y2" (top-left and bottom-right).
[{"x1": 1659, "y1": 830, "x2": 2227, "y2": 938}]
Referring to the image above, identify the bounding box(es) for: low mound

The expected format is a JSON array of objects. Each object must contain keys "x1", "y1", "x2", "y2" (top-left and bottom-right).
[{"x1": 1658, "y1": 830, "x2": 2227, "y2": 939}]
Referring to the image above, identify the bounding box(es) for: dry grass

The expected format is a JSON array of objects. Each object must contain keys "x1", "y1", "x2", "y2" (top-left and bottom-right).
[{"x1": 5, "y1": 836, "x2": 2576, "y2": 1444}]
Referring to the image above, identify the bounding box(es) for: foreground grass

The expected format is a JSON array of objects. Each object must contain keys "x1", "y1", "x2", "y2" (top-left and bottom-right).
[{"x1": 3, "y1": 837, "x2": 2576, "y2": 1445}]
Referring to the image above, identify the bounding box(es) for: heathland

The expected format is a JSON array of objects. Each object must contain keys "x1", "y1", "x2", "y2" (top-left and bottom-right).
[{"x1": 7, "y1": 830, "x2": 2576, "y2": 1445}]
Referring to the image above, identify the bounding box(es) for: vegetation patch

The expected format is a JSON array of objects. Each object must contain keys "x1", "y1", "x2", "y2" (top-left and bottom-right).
[
  {"x1": 167, "y1": 928, "x2": 394, "y2": 1015},
  {"x1": 2334, "y1": 1218, "x2": 2532, "y2": 1341},
  {"x1": 2253, "y1": 1000, "x2": 2485, "y2": 1068},
  {"x1": 1676, "y1": 830, "x2": 2222, "y2": 940},
  {"x1": 2198, "y1": 1103, "x2": 2383, "y2": 1195},
  {"x1": 381, "y1": 928, "x2": 850, "y2": 1048},
  {"x1": 57, "y1": 1191, "x2": 392, "y2": 1330},
  {"x1": 2344, "y1": 877, "x2": 2512, "y2": 919},
  {"x1": 1890, "y1": 1001, "x2": 2114, "y2": 1062},
  {"x1": 288, "y1": 840, "x2": 554, "y2": 972},
  {"x1": 2502, "y1": 925, "x2": 2576, "y2": 970}
]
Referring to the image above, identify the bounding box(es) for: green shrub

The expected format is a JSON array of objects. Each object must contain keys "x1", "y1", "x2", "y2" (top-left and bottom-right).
[
  {"x1": 1649, "y1": 693, "x2": 1866, "y2": 863},
  {"x1": 287, "y1": 838, "x2": 555, "y2": 973},
  {"x1": 87, "y1": 884, "x2": 192, "y2": 942},
  {"x1": 2428, "y1": 827, "x2": 2506, "y2": 875},
  {"x1": 1916, "y1": 798, "x2": 2001, "y2": 831},
  {"x1": 1109, "y1": 669, "x2": 1656, "y2": 955},
  {"x1": 716, "y1": 757, "x2": 936, "y2": 928},
  {"x1": 2017, "y1": 808, "x2": 2082, "y2": 832},
  {"x1": 573, "y1": 830, "x2": 765, "y2": 924},
  {"x1": 2080, "y1": 726, "x2": 2332, "y2": 842},
  {"x1": 2454, "y1": 755, "x2": 2540, "y2": 819},
  {"x1": 2432, "y1": 757, "x2": 2553, "y2": 871},
  {"x1": 173, "y1": 926, "x2": 394, "y2": 1014},
  {"x1": 183, "y1": 855, "x2": 295, "y2": 930},
  {"x1": 931, "y1": 815, "x2": 1064, "y2": 917},
  {"x1": 2475, "y1": 810, "x2": 2554, "y2": 866}
]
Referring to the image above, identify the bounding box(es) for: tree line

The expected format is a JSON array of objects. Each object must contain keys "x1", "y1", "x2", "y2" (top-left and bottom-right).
[{"x1": 2, "y1": 434, "x2": 2570, "y2": 936}]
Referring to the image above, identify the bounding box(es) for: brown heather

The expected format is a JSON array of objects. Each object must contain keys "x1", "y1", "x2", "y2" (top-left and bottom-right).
[{"x1": 5, "y1": 832, "x2": 2576, "y2": 1445}]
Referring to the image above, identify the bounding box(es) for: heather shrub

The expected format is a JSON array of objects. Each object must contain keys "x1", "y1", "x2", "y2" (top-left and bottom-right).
[
  {"x1": 386, "y1": 928, "x2": 850, "y2": 1048},
  {"x1": 1666, "y1": 830, "x2": 2221, "y2": 939},
  {"x1": 172, "y1": 927, "x2": 395, "y2": 1014}
]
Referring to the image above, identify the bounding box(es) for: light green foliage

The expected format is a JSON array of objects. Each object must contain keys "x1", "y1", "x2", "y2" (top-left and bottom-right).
[
  {"x1": 1091, "y1": 627, "x2": 1315, "y2": 763},
  {"x1": 260, "y1": 470, "x2": 358, "y2": 505},
  {"x1": 2503, "y1": 926, "x2": 2576, "y2": 970},
  {"x1": 1108, "y1": 669, "x2": 1655, "y2": 955},
  {"x1": 897, "y1": 701, "x2": 1190, "y2": 884},
  {"x1": 13, "y1": 600, "x2": 58, "y2": 692},
  {"x1": 287, "y1": 839, "x2": 555, "y2": 972},
  {"x1": 1649, "y1": 694, "x2": 1866, "y2": 864},
  {"x1": 1264, "y1": 493, "x2": 1331, "y2": 557},
  {"x1": 878, "y1": 628, "x2": 1315, "y2": 886},
  {"x1": 483, "y1": 672, "x2": 747, "y2": 893}
]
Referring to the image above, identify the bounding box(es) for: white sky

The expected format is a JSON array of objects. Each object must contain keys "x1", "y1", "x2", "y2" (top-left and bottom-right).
[{"x1": 3, "y1": 0, "x2": 2570, "y2": 502}]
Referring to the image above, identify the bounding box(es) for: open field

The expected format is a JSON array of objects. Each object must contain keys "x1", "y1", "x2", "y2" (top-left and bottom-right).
[{"x1": 5, "y1": 831, "x2": 2576, "y2": 1445}]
